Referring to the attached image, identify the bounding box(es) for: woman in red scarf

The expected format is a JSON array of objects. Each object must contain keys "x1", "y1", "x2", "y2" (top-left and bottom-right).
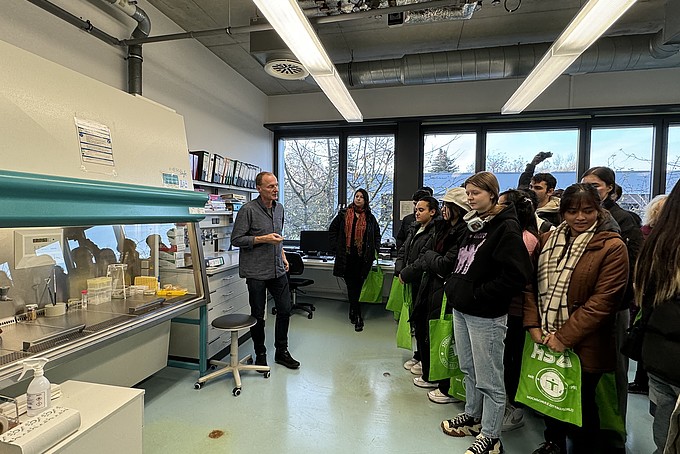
[{"x1": 329, "y1": 188, "x2": 381, "y2": 331}]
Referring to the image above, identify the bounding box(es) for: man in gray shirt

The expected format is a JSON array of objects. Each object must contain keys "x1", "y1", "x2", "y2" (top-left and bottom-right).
[{"x1": 231, "y1": 171, "x2": 300, "y2": 369}]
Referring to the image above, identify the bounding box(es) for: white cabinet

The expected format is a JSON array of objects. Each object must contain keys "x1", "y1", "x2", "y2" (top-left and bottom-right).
[{"x1": 169, "y1": 265, "x2": 250, "y2": 360}]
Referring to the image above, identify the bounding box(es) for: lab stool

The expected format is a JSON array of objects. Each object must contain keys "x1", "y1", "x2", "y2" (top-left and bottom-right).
[{"x1": 194, "y1": 314, "x2": 270, "y2": 396}]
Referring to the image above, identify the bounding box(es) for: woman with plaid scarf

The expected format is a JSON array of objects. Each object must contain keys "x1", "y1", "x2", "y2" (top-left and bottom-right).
[{"x1": 524, "y1": 183, "x2": 629, "y2": 454}]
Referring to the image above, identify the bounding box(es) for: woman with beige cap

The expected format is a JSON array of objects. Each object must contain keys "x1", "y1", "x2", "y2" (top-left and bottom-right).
[{"x1": 411, "y1": 187, "x2": 472, "y2": 403}]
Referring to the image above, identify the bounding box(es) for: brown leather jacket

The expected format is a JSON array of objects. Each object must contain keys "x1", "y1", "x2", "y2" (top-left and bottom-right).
[{"x1": 523, "y1": 221, "x2": 629, "y2": 373}]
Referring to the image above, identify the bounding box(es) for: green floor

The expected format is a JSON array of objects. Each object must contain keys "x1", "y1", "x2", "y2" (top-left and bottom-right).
[{"x1": 138, "y1": 298, "x2": 655, "y2": 453}]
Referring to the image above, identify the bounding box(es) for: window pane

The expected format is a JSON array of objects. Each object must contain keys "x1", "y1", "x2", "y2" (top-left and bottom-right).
[
  {"x1": 590, "y1": 126, "x2": 653, "y2": 216},
  {"x1": 281, "y1": 137, "x2": 340, "y2": 240},
  {"x1": 424, "y1": 132, "x2": 476, "y2": 196},
  {"x1": 667, "y1": 124, "x2": 680, "y2": 193},
  {"x1": 486, "y1": 129, "x2": 579, "y2": 192},
  {"x1": 347, "y1": 135, "x2": 395, "y2": 241}
]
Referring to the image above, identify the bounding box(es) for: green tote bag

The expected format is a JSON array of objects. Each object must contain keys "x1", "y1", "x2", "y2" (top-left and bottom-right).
[
  {"x1": 428, "y1": 294, "x2": 458, "y2": 381},
  {"x1": 515, "y1": 332, "x2": 583, "y2": 427},
  {"x1": 396, "y1": 284, "x2": 413, "y2": 349},
  {"x1": 385, "y1": 277, "x2": 404, "y2": 313},
  {"x1": 359, "y1": 258, "x2": 384, "y2": 303}
]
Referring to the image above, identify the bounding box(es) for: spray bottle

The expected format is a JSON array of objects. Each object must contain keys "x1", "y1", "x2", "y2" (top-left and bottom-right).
[{"x1": 18, "y1": 357, "x2": 51, "y2": 417}]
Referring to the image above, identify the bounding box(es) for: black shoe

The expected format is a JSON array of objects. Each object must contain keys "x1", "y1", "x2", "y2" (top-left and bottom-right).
[
  {"x1": 274, "y1": 350, "x2": 300, "y2": 369},
  {"x1": 628, "y1": 381, "x2": 649, "y2": 395},
  {"x1": 354, "y1": 316, "x2": 364, "y2": 332},
  {"x1": 255, "y1": 353, "x2": 268, "y2": 373},
  {"x1": 532, "y1": 441, "x2": 563, "y2": 454},
  {"x1": 349, "y1": 310, "x2": 357, "y2": 325}
]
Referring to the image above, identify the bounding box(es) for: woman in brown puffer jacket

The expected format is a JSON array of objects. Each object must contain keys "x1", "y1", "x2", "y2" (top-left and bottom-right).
[{"x1": 524, "y1": 183, "x2": 629, "y2": 454}]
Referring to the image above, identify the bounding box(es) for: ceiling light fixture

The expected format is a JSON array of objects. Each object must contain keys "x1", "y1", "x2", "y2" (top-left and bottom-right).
[
  {"x1": 501, "y1": 0, "x2": 637, "y2": 115},
  {"x1": 251, "y1": 0, "x2": 363, "y2": 122}
]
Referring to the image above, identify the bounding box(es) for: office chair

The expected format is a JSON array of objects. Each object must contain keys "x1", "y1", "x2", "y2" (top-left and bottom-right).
[{"x1": 273, "y1": 251, "x2": 315, "y2": 319}]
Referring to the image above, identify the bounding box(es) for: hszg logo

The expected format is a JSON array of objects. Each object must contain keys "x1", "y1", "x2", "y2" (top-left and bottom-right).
[
  {"x1": 535, "y1": 367, "x2": 568, "y2": 402},
  {"x1": 438, "y1": 334, "x2": 456, "y2": 369}
]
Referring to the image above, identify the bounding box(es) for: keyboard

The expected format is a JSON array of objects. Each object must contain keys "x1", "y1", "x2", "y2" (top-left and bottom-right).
[{"x1": 304, "y1": 255, "x2": 334, "y2": 261}]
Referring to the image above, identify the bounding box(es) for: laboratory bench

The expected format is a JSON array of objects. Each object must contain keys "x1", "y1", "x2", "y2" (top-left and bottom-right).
[
  {"x1": 0, "y1": 292, "x2": 205, "y2": 392},
  {"x1": 298, "y1": 257, "x2": 395, "y2": 302}
]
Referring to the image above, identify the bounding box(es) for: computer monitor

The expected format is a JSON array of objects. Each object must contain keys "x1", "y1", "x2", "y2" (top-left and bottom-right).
[{"x1": 299, "y1": 230, "x2": 333, "y2": 257}]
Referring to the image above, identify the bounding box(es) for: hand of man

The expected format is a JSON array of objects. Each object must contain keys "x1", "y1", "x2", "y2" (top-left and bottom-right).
[
  {"x1": 530, "y1": 151, "x2": 553, "y2": 166},
  {"x1": 258, "y1": 233, "x2": 284, "y2": 244}
]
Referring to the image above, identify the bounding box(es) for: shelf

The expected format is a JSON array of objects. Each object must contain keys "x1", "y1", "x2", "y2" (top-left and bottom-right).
[
  {"x1": 203, "y1": 210, "x2": 233, "y2": 216},
  {"x1": 193, "y1": 181, "x2": 259, "y2": 193}
]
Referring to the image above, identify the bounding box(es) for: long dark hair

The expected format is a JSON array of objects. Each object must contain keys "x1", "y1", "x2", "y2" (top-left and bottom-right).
[
  {"x1": 634, "y1": 182, "x2": 680, "y2": 306},
  {"x1": 352, "y1": 188, "x2": 370, "y2": 211},
  {"x1": 582, "y1": 166, "x2": 616, "y2": 201},
  {"x1": 500, "y1": 189, "x2": 539, "y2": 238}
]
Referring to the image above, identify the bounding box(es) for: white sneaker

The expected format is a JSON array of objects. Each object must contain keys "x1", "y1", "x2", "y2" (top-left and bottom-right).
[
  {"x1": 410, "y1": 361, "x2": 422, "y2": 375},
  {"x1": 413, "y1": 376, "x2": 438, "y2": 388},
  {"x1": 502, "y1": 403, "x2": 525, "y2": 432},
  {"x1": 403, "y1": 358, "x2": 418, "y2": 370},
  {"x1": 428, "y1": 388, "x2": 461, "y2": 404}
]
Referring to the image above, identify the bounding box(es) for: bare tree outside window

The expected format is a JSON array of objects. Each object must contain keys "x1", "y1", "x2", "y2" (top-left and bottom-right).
[
  {"x1": 590, "y1": 126, "x2": 654, "y2": 216},
  {"x1": 347, "y1": 135, "x2": 395, "y2": 241},
  {"x1": 281, "y1": 137, "x2": 339, "y2": 240},
  {"x1": 666, "y1": 125, "x2": 680, "y2": 193},
  {"x1": 424, "y1": 133, "x2": 476, "y2": 196}
]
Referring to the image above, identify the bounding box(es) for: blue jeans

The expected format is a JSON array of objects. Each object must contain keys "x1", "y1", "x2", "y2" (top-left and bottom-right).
[
  {"x1": 453, "y1": 309, "x2": 507, "y2": 439},
  {"x1": 247, "y1": 274, "x2": 291, "y2": 354},
  {"x1": 649, "y1": 372, "x2": 680, "y2": 454}
]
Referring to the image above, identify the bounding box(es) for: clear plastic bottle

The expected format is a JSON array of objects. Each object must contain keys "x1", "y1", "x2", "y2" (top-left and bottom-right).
[
  {"x1": 18, "y1": 358, "x2": 51, "y2": 417},
  {"x1": 81, "y1": 289, "x2": 88, "y2": 309}
]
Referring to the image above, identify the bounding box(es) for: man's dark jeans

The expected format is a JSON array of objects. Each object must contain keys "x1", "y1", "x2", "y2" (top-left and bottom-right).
[{"x1": 247, "y1": 274, "x2": 291, "y2": 355}]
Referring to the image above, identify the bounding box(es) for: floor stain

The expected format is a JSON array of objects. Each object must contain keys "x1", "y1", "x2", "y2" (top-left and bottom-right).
[{"x1": 208, "y1": 430, "x2": 224, "y2": 439}]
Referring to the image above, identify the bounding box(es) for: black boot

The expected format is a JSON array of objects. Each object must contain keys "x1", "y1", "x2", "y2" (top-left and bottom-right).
[
  {"x1": 355, "y1": 315, "x2": 364, "y2": 332},
  {"x1": 349, "y1": 309, "x2": 357, "y2": 325}
]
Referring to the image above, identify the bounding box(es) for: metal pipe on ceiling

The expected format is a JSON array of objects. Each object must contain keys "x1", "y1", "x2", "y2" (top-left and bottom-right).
[
  {"x1": 25, "y1": 0, "x2": 122, "y2": 47},
  {"x1": 338, "y1": 34, "x2": 680, "y2": 88},
  {"x1": 121, "y1": 0, "x2": 470, "y2": 46}
]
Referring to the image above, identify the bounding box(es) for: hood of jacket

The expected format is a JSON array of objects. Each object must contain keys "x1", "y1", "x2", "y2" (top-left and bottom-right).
[{"x1": 536, "y1": 196, "x2": 561, "y2": 214}]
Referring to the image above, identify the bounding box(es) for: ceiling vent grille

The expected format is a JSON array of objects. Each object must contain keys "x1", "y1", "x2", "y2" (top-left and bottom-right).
[{"x1": 264, "y1": 58, "x2": 310, "y2": 80}]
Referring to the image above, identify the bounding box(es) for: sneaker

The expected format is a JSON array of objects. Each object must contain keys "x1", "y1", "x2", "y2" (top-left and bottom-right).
[
  {"x1": 410, "y1": 361, "x2": 422, "y2": 375},
  {"x1": 255, "y1": 353, "x2": 268, "y2": 373},
  {"x1": 274, "y1": 350, "x2": 300, "y2": 369},
  {"x1": 403, "y1": 358, "x2": 419, "y2": 370},
  {"x1": 501, "y1": 403, "x2": 524, "y2": 432},
  {"x1": 413, "y1": 376, "x2": 438, "y2": 388},
  {"x1": 465, "y1": 434, "x2": 503, "y2": 454},
  {"x1": 428, "y1": 388, "x2": 461, "y2": 404},
  {"x1": 628, "y1": 381, "x2": 649, "y2": 395},
  {"x1": 532, "y1": 441, "x2": 563, "y2": 454},
  {"x1": 441, "y1": 413, "x2": 482, "y2": 437}
]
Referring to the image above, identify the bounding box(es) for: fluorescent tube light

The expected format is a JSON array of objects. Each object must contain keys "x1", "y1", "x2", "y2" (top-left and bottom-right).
[
  {"x1": 502, "y1": 0, "x2": 637, "y2": 115},
  {"x1": 314, "y1": 72, "x2": 363, "y2": 122},
  {"x1": 252, "y1": 0, "x2": 363, "y2": 122}
]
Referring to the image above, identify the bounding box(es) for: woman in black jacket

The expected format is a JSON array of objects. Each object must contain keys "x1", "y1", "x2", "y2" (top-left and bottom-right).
[
  {"x1": 633, "y1": 181, "x2": 680, "y2": 454},
  {"x1": 440, "y1": 172, "x2": 532, "y2": 454},
  {"x1": 395, "y1": 196, "x2": 439, "y2": 383},
  {"x1": 582, "y1": 166, "x2": 643, "y2": 451},
  {"x1": 415, "y1": 188, "x2": 470, "y2": 403},
  {"x1": 329, "y1": 188, "x2": 381, "y2": 332}
]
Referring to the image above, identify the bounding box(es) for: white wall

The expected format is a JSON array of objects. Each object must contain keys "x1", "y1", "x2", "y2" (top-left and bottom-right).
[
  {"x1": 2, "y1": 0, "x2": 272, "y2": 171},
  {"x1": 267, "y1": 67, "x2": 680, "y2": 123}
]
